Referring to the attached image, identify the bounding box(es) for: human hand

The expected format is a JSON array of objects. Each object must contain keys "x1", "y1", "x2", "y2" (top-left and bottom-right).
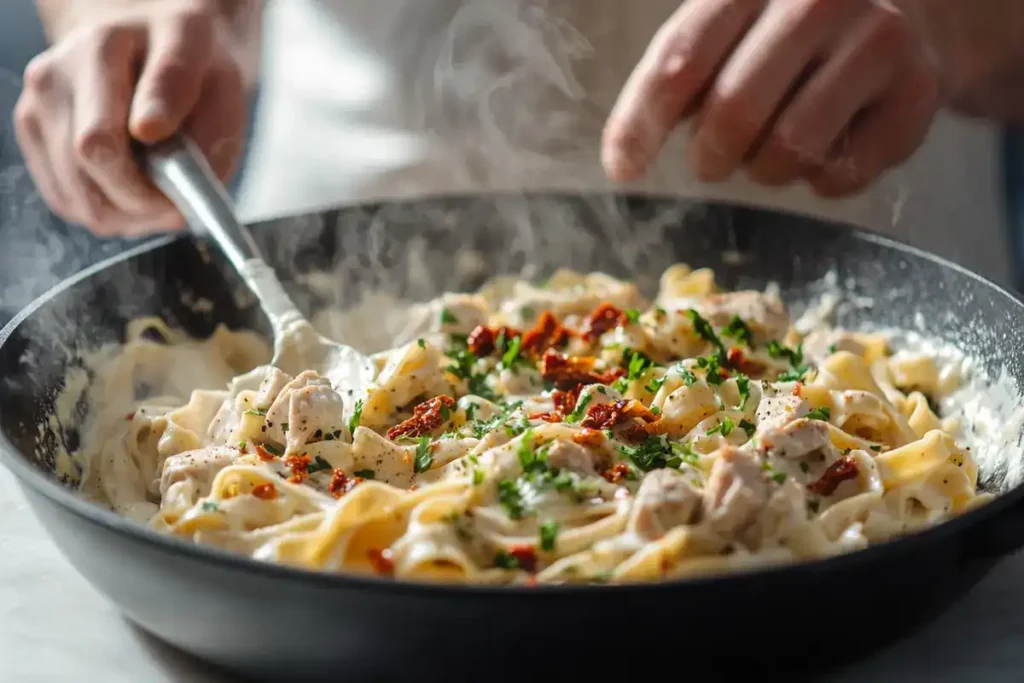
[
  {"x1": 15, "y1": 0, "x2": 248, "y2": 236},
  {"x1": 602, "y1": 0, "x2": 942, "y2": 197}
]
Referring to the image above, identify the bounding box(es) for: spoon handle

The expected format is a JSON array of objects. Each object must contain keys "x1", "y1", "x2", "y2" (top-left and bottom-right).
[
  {"x1": 137, "y1": 133, "x2": 303, "y2": 333},
  {"x1": 138, "y1": 133, "x2": 260, "y2": 272}
]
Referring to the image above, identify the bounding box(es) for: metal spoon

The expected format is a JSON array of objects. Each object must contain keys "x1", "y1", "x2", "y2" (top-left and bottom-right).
[{"x1": 137, "y1": 132, "x2": 377, "y2": 395}]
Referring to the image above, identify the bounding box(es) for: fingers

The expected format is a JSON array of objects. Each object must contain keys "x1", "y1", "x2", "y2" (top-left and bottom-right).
[
  {"x1": 71, "y1": 26, "x2": 160, "y2": 216},
  {"x1": 808, "y1": 63, "x2": 939, "y2": 197},
  {"x1": 602, "y1": 0, "x2": 765, "y2": 182},
  {"x1": 745, "y1": 5, "x2": 910, "y2": 185},
  {"x1": 129, "y1": 6, "x2": 215, "y2": 143},
  {"x1": 14, "y1": 58, "x2": 70, "y2": 214},
  {"x1": 689, "y1": 0, "x2": 866, "y2": 182},
  {"x1": 186, "y1": 51, "x2": 246, "y2": 184}
]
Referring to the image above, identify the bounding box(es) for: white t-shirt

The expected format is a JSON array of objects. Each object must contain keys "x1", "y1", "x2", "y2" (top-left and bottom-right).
[{"x1": 235, "y1": 0, "x2": 1012, "y2": 286}]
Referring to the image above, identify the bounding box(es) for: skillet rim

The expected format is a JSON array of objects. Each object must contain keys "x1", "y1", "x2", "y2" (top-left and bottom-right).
[{"x1": 1, "y1": 190, "x2": 1023, "y2": 598}]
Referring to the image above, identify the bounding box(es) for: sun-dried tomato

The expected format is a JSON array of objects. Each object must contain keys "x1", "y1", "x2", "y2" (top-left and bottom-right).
[
  {"x1": 726, "y1": 347, "x2": 767, "y2": 377},
  {"x1": 284, "y1": 454, "x2": 312, "y2": 483},
  {"x1": 368, "y1": 548, "x2": 395, "y2": 576},
  {"x1": 602, "y1": 462, "x2": 632, "y2": 484},
  {"x1": 467, "y1": 325, "x2": 522, "y2": 357},
  {"x1": 508, "y1": 544, "x2": 538, "y2": 573},
  {"x1": 387, "y1": 395, "x2": 457, "y2": 440},
  {"x1": 619, "y1": 423, "x2": 651, "y2": 443},
  {"x1": 540, "y1": 350, "x2": 620, "y2": 390},
  {"x1": 572, "y1": 428, "x2": 606, "y2": 448},
  {"x1": 581, "y1": 399, "x2": 659, "y2": 431},
  {"x1": 251, "y1": 482, "x2": 278, "y2": 500},
  {"x1": 521, "y1": 312, "x2": 572, "y2": 357},
  {"x1": 552, "y1": 384, "x2": 582, "y2": 418},
  {"x1": 807, "y1": 455, "x2": 859, "y2": 496},
  {"x1": 125, "y1": 412, "x2": 135, "y2": 421},
  {"x1": 793, "y1": 381, "x2": 804, "y2": 397},
  {"x1": 328, "y1": 469, "x2": 364, "y2": 498},
  {"x1": 528, "y1": 412, "x2": 563, "y2": 423},
  {"x1": 255, "y1": 444, "x2": 278, "y2": 461},
  {"x1": 580, "y1": 303, "x2": 629, "y2": 342}
]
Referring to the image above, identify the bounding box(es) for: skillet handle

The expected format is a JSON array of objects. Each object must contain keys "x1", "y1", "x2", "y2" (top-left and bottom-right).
[{"x1": 135, "y1": 133, "x2": 262, "y2": 273}]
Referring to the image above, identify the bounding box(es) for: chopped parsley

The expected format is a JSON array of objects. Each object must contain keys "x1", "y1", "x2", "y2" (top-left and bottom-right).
[
  {"x1": 261, "y1": 442, "x2": 282, "y2": 456},
  {"x1": 354, "y1": 469, "x2": 376, "y2": 479},
  {"x1": 651, "y1": 405, "x2": 661, "y2": 416},
  {"x1": 721, "y1": 315, "x2": 754, "y2": 348},
  {"x1": 348, "y1": 399, "x2": 363, "y2": 434},
  {"x1": 564, "y1": 393, "x2": 593, "y2": 424},
  {"x1": 827, "y1": 344, "x2": 837, "y2": 354},
  {"x1": 243, "y1": 408, "x2": 267, "y2": 417},
  {"x1": 440, "y1": 308, "x2": 458, "y2": 325},
  {"x1": 445, "y1": 345, "x2": 497, "y2": 401},
  {"x1": 200, "y1": 501, "x2": 218, "y2": 513},
  {"x1": 707, "y1": 417, "x2": 735, "y2": 437},
  {"x1": 678, "y1": 365, "x2": 697, "y2": 386},
  {"x1": 417, "y1": 338, "x2": 426, "y2": 349},
  {"x1": 768, "y1": 340, "x2": 809, "y2": 381},
  {"x1": 696, "y1": 354, "x2": 728, "y2": 385},
  {"x1": 237, "y1": 440, "x2": 247, "y2": 451},
  {"x1": 307, "y1": 456, "x2": 333, "y2": 475},
  {"x1": 670, "y1": 441, "x2": 701, "y2": 467},
  {"x1": 624, "y1": 308, "x2": 641, "y2": 324},
  {"x1": 498, "y1": 480, "x2": 527, "y2": 519},
  {"x1": 500, "y1": 335, "x2": 526, "y2": 371},
  {"x1": 806, "y1": 407, "x2": 831, "y2": 422},
  {"x1": 645, "y1": 376, "x2": 667, "y2": 394},
  {"x1": 625, "y1": 350, "x2": 656, "y2": 381},
  {"x1": 612, "y1": 377, "x2": 630, "y2": 394},
  {"x1": 686, "y1": 309, "x2": 726, "y2": 361},
  {"x1": 464, "y1": 403, "x2": 478, "y2": 422},
  {"x1": 870, "y1": 444, "x2": 883, "y2": 452},
  {"x1": 494, "y1": 552, "x2": 520, "y2": 570},
  {"x1": 735, "y1": 374, "x2": 750, "y2": 410},
  {"x1": 414, "y1": 436, "x2": 433, "y2": 473},
  {"x1": 539, "y1": 520, "x2": 558, "y2": 552},
  {"x1": 771, "y1": 471, "x2": 788, "y2": 484},
  {"x1": 739, "y1": 419, "x2": 756, "y2": 437},
  {"x1": 472, "y1": 469, "x2": 485, "y2": 486},
  {"x1": 617, "y1": 435, "x2": 677, "y2": 472}
]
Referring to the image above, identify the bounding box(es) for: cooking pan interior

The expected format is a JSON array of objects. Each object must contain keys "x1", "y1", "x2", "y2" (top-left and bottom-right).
[{"x1": 2, "y1": 191, "x2": 1024, "y2": 515}]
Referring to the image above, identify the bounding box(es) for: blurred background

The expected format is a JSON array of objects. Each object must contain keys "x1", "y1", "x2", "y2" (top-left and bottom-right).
[{"x1": 0, "y1": 3, "x2": 1021, "y2": 326}]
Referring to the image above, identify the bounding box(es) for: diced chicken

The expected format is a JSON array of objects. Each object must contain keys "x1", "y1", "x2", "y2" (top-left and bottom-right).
[
  {"x1": 754, "y1": 395, "x2": 808, "y2": 432},
  {"x1": 159, "y1": 446, "x2": 238, "y2": 498},
  {"x1": 756, "y1": 418, "x2": 833, "y2": 461},
  {"x1": 284, "y1": 382, "x2": 347, "y2": 454},
  {"x1": 254, "y1": 367, "x2": 291, "y2": 410},
  {"x1": 399, "y1": 293, "x2": 491, "y2": 340},
  {"x1": 628, "y1": 469, "x2": 702, "y2": 540},
  {"x1": 693, "y1": 291, "x2": 791, "y2": 346},
  {"x1": 264, "y1": 368, "x2": 344, "y2": 448},
  {"x1": 702, "y1": 447, "x2": 769, "y2": 538},
  {"x1": 546, "y1": 440, "x2": 611, "y2": 476}
]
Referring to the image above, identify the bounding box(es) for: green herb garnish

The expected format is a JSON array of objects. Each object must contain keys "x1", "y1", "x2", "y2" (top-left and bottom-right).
[
  {"x1": 721, "y1": 315, "x2": 754, "y2": 348},
  {"x1": 243, "y1": 408, "x2": 267, "y2": 417},
  {"x1": 354, "y1": 469, "x2": 376, "y2": 479},
  {"x1": 806, "y1": 407, "x2": 831, "y2": 422},
  {"x1": 348, "y1": 399, "x2": 363, "y2": 435},
  {"x1": 707, "y1": 417, "x2": 735, "y2": 437},
  {"x1": 540, "y1": 520, "x2": 558, "y2": 552},
  {"x1": 440, "y1": 308, "x2": 458, "y2": 325},
  {"x1": 735, "y1": 373, "x2": 750, "y2": 410},
  {"x1": 418, "y1": 338, "x2": 426, "y2": 349},
  {"x1": 307, "y1": 456, "x2": 333, "y2": 475},
  {"x1": 645, "y1": 376, "x2": 666, "y2": 394},
  {"x1": 494, "y1": 552, "x2": 520, "y2": 570},
  {"x1": 624, "y1": 308, "x2": 641, "y2": 324},
  {"x1": 564, "y1": 393, "x2": 593, "y2": 424},
  {"x1": 739, "y1": 419, "x2": 756, "y2": 437},
  {"x1": 414, "y1": 436, "x2": 433, "y2": 473},
  {"x1": 200, "y1": 501, "x2": 218, "y2": 513}
]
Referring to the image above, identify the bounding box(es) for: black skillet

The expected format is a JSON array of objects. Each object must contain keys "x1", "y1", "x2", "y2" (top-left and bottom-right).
[{"x1": 1, "y1": 191, "x2": 1024, "y2": 681}]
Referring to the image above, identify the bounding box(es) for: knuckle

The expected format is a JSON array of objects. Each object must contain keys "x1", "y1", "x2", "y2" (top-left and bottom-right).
[
  {"x1": 22, "y1": 54, "x2": 56, "y2": 94},
  {"x1": 73, "y1": 126, "x2": 120, "y2": 166},
  {"x1": 866, "y1": 6, "x2": 914, "y2": 53},
  {"x1": 86, "y1": 23, "x2": 138, "y2": 65},
  {"x1": 708, "y1": 93, "x2": 761, "y2": 142},
  {"x1": 13, "y1": 97, "x2": 40, "y2": 138},
  {"x1": 170, "y1": 2, "x2": 215, "y2": 34}
]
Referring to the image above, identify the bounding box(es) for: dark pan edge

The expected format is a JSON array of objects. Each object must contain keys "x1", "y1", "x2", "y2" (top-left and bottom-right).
[{"x1": 2, "y1": 191, "x2": 1023, "y2": 599}]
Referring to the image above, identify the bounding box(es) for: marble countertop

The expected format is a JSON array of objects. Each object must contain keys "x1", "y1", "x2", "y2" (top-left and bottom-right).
[{"x1": 2, "y1": 465, "x2": 1023, "y2": 683}]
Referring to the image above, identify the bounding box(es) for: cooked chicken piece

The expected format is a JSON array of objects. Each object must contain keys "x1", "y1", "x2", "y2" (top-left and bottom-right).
[
  {"x1": 629, "y1": 468, "x2": 703, "y2": 540},
  {"x1": 253, "y1": 367, "x2": 291, "y2": 410},
  {"x1": 755, "y1": 418, "x2": 832, "y2": 461},
  {"x1": 702, "y1": 447, "x2": 769, "y2": 538},
  {"x1": 159, "y1": 446, "x2": 238, "y2": 498},
  {"x1": 754, "y1": 395, "x2": 808, "y2": 432},
  {"x1": 263, "y1": 371, "x2": 346, "y2": 450},
  {"x1": 546, "y1": 440, "x2": 612, "y2": 476},
  {"x1": 285, "y1": 383, "x2": 347, "y2": 454},
  {"x1": 693, "y1": 291, "x2": 791, "y2": 346}
]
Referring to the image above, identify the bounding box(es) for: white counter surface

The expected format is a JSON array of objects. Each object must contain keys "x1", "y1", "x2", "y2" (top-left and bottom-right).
[{"x1": 2, "y1": 464, "x2": 1023, "y2": 683}]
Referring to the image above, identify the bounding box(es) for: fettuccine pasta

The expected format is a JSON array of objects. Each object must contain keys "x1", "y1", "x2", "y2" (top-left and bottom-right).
[{"x1": 83, "y1": 264, "x2": 992, "y2": 585}]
